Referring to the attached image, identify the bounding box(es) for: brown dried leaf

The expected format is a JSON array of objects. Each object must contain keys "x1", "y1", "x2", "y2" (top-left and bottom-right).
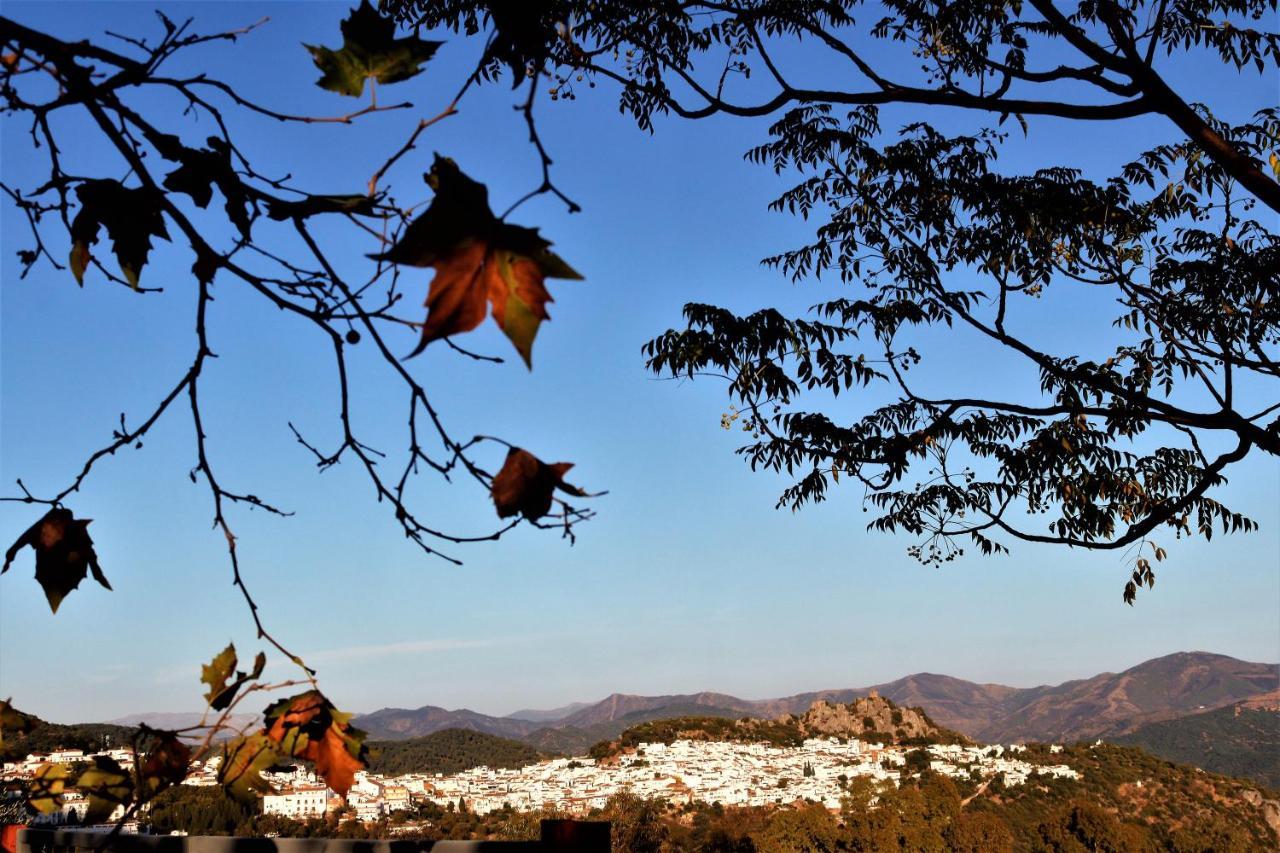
[{"x1": 3, "y1": 508, "x2": 111, "y2": 613}]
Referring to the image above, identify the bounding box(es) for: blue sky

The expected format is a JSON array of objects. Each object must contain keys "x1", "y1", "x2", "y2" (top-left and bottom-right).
[{"x1": 1, "y1": 2, "x2": 1277, "y2": 724}]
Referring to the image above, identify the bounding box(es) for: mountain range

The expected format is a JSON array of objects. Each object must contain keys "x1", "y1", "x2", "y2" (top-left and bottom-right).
[
  {"x1": 109, "y1": 651, "x2": 1278, "y2": 783},
  {"x1": 352, "y1": 651, "x2": 1276, "y2": 747}
]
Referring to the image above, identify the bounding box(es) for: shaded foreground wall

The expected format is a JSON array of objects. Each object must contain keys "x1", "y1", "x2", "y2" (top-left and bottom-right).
[{"x1": 16, "y1": 824, "x2": 608, "y2": 853}]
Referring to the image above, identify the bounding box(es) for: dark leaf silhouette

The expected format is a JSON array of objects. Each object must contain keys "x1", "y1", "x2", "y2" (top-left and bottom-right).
[
  {"x1": 306, "y1": 0, "x2": 441, "y2": 97},
  {"x1": 200, "y1": 643, "x2": 266, "y2": 711},
  {"x1": 263, "y1": 691, "x2": 367, "y2": 796},
  {"x1": 163, "y1": 138, "x2": 252, "y2": 240},
  {"x1": 68, "y1": 180, "x2": 169, "y2": 288},
  {"x1": 491, "y1": 447, "x2": 586, "y2": 521},
  {"x1": 3, "y1": 507, "x2": 111, "y2": 613},
  {"x1": 373, "y1": 155, "x2": 581, "y2": 366}
]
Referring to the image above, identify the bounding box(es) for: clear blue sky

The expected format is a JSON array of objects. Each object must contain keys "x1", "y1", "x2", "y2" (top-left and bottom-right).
[{"x1": 2, "y1": 1, "x2": 1277, "y2": 723}]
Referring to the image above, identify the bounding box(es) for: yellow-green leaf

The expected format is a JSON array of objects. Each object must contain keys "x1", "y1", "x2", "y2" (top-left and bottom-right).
[
  {"x1": 76, "y1": 756, "x2": 133, "y2": 824},
  {"x1": 28, "y1": 763, "x2": 68, "y2": 814}
]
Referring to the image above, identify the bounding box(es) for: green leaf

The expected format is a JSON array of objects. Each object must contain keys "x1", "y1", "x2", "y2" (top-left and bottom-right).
[
  {"x1": 305, "y1": 1, "x2": 441, "y2": 97},
  {"x1": 68, "y1": 180, "x2": 169, "y2": 289},
  {"x1": 218, "y1": 734, "x2": 278, "y2": 803},
  {"x1": 201, "y1": 644, "x2": 266, "y2": 710},
  {"x1": 76, "y1": 756, "x2": 133, "y2": 825},
  {"x1": 201, "y1": 644, "x2": 237, "y2": 706},
  {"x1": 3, "y1": 508, "x2": 112, "y2": 613}
]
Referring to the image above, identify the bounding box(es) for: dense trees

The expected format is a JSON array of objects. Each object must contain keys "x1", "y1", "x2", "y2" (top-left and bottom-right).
[
  {"x1": 394, "y1": 0, "x2": 1279, "y2": 603},
  {"x1": 366, "y1": 728, "x2": 547, "y2": 776}
]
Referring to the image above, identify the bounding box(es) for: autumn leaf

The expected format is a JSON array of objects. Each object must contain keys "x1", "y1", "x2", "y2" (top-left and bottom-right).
[
  {"x1": 306, "y1": 0, "x2": 441, "y2": 97},
  {"x1": 3, "y1": 507, "x2": 112, "y2": 613},
  {"x1": 491, "y1": 447, "x2": 587, "y2": 521},
  {"x1": 218, "y1": 733, "x2": 278, "y2": 803},
  {"x1": 0, "y1": 699, "x2": 38, "y2": 762},
  {"x1": 163, "y1": 138, "x2": 253, "y2": 240},
  {"x1": 200, "y1": 643, "x2": 266, "y2": 711},
  {"x1": 69, "y1": 179, "x2": 169, "y2": 289},
  {"x1": 76, "y1": 756, "x2": 133, "y2": 824},
  {"x1": 372, "y1": 155, "x2": 582, "y2": 366},
  {"x1": 263, "y1": 691, "x2": 367, "y2": 796},
  {"x1": 27, "y1": 763, "x2": 68, "y2": 814},
  {"x1": 138, "y1": 729, "x2": 192, "y2": 795}
]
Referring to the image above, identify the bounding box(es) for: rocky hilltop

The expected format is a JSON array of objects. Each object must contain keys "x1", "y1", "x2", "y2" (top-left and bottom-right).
[
  {"x1": 590, "y1": 693, "x2": 963, "y2": 759},
  {"x1": 785, "y1": 692, "x2": 955, "y2": 741}
]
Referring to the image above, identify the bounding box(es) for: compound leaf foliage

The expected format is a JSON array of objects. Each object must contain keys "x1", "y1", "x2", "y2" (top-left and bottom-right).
[
  {"x1": 306, "y1": 0, "x2": 441, "y2": 97},
  {"x1": 374, "y1": 155, "x2": 582, "y2": 366},
  {"x1": 3, "y1": 508, "x2": 111, "y2": 613}
]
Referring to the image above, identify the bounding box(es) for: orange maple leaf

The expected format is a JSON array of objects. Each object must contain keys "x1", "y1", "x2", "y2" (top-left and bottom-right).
[
  {"x1": 264, "y1": 691, "x2": 367, "y2": 797},
  {"x1": 415, "y1": 241, "x2": 554, "y2": 366},
  {"x1": 373, "y1": 156, "x2": 580, "y2": 367}
]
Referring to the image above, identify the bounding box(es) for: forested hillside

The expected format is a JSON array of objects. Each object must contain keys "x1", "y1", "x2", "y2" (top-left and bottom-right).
[
  {"x1": 366, "y1": 729, "x2": 547, "y2": 776},
  {"x1": 4, "y1": 717, "x2": 135, "y2": 756},
  {"x1": 1114, "y1": 696, "x2": 1280, "y2": 788}
]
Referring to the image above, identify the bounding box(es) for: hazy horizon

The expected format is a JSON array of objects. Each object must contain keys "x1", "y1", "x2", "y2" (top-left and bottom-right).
[{"x1": 76, "y1": 647, "x2": 1279, "y2": 726}]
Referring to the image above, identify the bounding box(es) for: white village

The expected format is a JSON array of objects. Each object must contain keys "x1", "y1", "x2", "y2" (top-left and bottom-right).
[{"x1": 3, "y1": 733, "x2": 1080, "y2": 827}]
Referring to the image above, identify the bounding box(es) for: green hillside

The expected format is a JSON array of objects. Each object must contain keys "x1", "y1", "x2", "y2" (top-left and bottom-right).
[
  {"x1": 960, "y1": 743, "x2": 1278, "y2": 851},
  {"x1": 521, "y1": 703, "x2": 754, "y2": 756},
  {"x1": 1114, "y1": 704, "x2": 1280, "y2": 788},
  {"x1": 4, "y1": 718, "x2": 136, "y2": 757},
  {"x1": 366, "y1": 728, "x2": 548, "y2": 775}
]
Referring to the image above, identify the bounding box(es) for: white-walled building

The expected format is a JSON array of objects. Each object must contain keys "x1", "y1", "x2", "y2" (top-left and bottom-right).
[{"x1": 262, "y1": 785, "x2": 331, "y2": 819}]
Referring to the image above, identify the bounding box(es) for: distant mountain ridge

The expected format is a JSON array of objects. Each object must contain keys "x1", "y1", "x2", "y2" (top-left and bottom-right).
[
  {"x1": 351, "y1": 651, "x2": 1277, "y2": 749},
  {"x1": 107, "y1": 651, "x2": 1276, "y2": 778},
  {"x1": 503, "y1": 702, "x2": 592, "y2": 723},
  {"x1": 109, "y1": 712, "x2": 258, "y2": 734}
]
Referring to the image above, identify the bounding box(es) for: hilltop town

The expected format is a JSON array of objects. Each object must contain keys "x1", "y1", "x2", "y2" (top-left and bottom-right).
[{"x1": 2, "y1": 696, "x2": 1078, "y2": 824}]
